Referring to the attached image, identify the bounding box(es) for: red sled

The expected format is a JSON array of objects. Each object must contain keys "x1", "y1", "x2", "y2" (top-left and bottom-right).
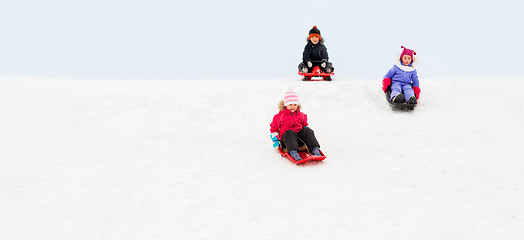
[
  {"x1": 278, "y1": 145, "x2": 326, "y2": 165},
  {"x1": 298, "y1": 66, "x2": 334, "y2": 81}
]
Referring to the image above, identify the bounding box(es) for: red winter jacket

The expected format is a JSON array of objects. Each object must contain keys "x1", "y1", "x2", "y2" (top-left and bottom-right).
[{"x1": 270, "y1": 108, "x2": 308, "y2": 140}]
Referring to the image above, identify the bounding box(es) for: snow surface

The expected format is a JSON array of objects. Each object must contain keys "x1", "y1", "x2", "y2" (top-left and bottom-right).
[{"x1": 1, "y1": 77, "x2": 524, "y2": 240}]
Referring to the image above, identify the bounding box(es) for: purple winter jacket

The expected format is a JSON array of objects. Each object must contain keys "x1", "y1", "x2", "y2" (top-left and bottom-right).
[{"x1": 384, "y1": 59, "x2": 420, "y2": 87}]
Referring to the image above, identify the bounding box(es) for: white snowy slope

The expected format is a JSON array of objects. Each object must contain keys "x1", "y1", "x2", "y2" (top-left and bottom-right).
[{"x1": 0, "y1": 77, "x2": 523, "y2": 240}]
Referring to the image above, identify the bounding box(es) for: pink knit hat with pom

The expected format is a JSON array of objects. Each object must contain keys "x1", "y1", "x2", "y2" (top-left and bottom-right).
[
  {"x1": 400, "y1": 46, "x2": 416, "y2": 60},
  {"x1": 284, "y1": 91, "x2": 299, "y2": 106}
]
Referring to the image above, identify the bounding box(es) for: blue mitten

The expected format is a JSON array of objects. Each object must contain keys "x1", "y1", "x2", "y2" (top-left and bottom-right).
[{"x1": 270, "y1": 132, "x2": 280, "y2": 149}]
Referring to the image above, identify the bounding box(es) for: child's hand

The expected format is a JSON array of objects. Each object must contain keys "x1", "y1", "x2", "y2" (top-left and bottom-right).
[
  {"x1": 270, "y1": 133, "x2": 280, "y2": 149},
  {"x1": 382, "y1": 78, "x2": 391, "y2": 92},
  {"x1": 413, "y1": 86, "x2": 421, "y2": 100},
  {"x1": 307, "y1": 61, "x2": 313, "y2": 68},
  {"x1": 321, "y1": 59, "x2": 327, "y2": 68},
  {"x1": 272, "y1": 141, "x2": 280, "y2": 149}
]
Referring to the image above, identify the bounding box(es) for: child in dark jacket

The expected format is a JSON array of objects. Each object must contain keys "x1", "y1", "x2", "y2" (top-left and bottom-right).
[
  {"x1": 270, "y1": 91, "x2": 321, "y2": 161},
  {"x1": 298, "y1": 26, "x2": 334, "y2": 80},
  {"x1": 382, "y1": 46, "x2": 421, "y2": 104}
]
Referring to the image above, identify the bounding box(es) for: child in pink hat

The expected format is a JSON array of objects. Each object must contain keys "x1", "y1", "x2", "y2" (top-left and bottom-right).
[
  {"x1": 269, "y1": 91, "x2": 322, "y2": 161},
  {"x1": 382, "y1": 46, "x2": 421, "y2": 104}
]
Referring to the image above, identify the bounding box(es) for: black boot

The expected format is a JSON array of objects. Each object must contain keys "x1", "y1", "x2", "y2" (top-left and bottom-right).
[
  {"x1": 392, "y1": 93, "x2": 404, "y2": 103},
  {"x1": 325, "y1": 63, "x2": 334, "y2": 73},
  {"x1": 408, "y1": 96, "x2": 417, "y2": 104}
]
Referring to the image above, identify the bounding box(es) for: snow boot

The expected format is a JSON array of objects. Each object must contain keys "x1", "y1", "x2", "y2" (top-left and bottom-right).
[
  {"x1": 311, "y1": 147, "x2": 321, "y2": 156},
  {"x1": 392, "y1": 93, "x2": 404, "y2": 103},
  {"x1": 289, "y1": 150, "x2": 302, "y2": 161},
  {"x1": 408, "y1": 95, "x2": 417, "y2": 104}
]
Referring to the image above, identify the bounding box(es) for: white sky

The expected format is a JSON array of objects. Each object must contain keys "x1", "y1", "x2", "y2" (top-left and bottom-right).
[{"x1": 1, "y1": 0, "x2": 523, "y2": 79}]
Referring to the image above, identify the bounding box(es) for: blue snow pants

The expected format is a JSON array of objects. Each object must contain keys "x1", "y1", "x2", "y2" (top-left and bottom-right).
[{"x1": 390, "y1": 81, "x2": 415, "y2": 102}]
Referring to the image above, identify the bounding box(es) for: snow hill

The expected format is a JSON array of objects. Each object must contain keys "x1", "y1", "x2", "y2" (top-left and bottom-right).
[{"x1": 1, "y1": 77, "x2": 523, "y2": 240}]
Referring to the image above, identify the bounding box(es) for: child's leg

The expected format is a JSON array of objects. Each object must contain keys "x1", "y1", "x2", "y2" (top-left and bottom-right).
[
  {"x1": 298, "y1": 62, "x2": 308, "y2": 73},
  {"x1": 323, "y1": 62, "x2": 334, "y2": 73},
  {"x1": 311, "y1": 61, "x2": 322, "y2": 71},
  {"x1": 296, "y1": 127, "x2": 320, "y2": 150},
  {"x1": 390, "y1": 81, "x2": 403, "y2": 100},
  {"x1": 402, "y1": 83, "x2": 415, "y2": 102},
  {"x1": 280, "y1": 130, "x2": 300, "y2": 151}
]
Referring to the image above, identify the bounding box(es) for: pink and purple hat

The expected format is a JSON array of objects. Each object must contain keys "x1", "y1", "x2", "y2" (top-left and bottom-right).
[{"x1": 400, "y1": 46, "x2": 416, "y2": 60}]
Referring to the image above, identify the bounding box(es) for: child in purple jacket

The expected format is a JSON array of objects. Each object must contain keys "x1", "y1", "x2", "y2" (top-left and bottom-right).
[{"x1": 382, "y1": 46, "x2": 421, "y2": 104}]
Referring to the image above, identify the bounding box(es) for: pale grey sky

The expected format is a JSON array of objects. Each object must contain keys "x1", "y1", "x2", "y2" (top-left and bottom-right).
[{"x1": 1, "y1": 0, "x2": 522, "y2": 79}]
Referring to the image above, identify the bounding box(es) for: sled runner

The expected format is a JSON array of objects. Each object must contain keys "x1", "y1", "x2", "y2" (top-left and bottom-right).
[
  {"x1": 278, "y1": 145, "x2": 326, "y2": 165},
  {"x1": 385, "y1": 91, "x2": 417, "y2": 111},
  {"x1": 299, "y1": 66, "x2": 334, "y2": 81}
]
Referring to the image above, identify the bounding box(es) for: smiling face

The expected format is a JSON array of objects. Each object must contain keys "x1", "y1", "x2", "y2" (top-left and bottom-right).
[
  {"x1": 286, "y1": 104, "x2": 298, "y2": 112},
  {"x1": 310, "y1": 36, "x2": 320, "y2": 44},
  {"x1": 401, "y1": 55, "x2": 412, "y2": 65}
]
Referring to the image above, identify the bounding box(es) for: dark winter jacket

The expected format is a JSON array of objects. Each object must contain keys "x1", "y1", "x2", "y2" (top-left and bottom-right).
[
  {"x1": 270, "y1": 108, "x2": 309, "y2": 140},
  {"x1": 302, "y1": 41, "x2": 329, "y2": 63}
]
